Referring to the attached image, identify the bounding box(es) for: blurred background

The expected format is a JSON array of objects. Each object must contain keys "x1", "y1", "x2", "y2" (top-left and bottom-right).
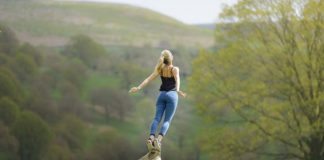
[{"x1": 1, "y1": 0, "x2": 324, "y2": 160}]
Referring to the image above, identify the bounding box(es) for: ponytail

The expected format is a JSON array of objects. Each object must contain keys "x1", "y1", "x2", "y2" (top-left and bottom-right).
[
  {"x1": 155, "y1": 56, "x2": 164, "y2": 74},
  {"x1": 155, "y1": 50, "x2": 173, "y2": 74}
]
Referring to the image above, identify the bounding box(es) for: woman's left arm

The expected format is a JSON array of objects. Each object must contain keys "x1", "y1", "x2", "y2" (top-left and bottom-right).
[{"x1": 173, "y1": 67, "x2": 186, "y2": 98}]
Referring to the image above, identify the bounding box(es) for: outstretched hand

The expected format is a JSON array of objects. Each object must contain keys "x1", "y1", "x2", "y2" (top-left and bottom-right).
[
  {"x1": 177, "y1": 90, "x2": 186, "y2": 98},
  {"x1": 129, "y1": 87, "x2": 140, "y2": 93}
]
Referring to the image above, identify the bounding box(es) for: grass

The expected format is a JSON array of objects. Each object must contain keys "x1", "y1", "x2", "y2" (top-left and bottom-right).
[
  {"x1": 0, "y1": 0, "x2": 213, "y2": 47},
  {"x1": 81, "y1": 72, "x2": 122, "y2": 100}
]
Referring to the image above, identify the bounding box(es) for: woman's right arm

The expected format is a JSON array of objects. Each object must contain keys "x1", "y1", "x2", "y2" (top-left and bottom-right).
[{"x1": 129, "y1": 71, "x2": 159, "y2": 93}]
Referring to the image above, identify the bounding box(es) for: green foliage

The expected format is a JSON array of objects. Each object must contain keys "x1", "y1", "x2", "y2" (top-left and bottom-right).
[
  {"x1": 0, "y1": 122, "x2": 19, "y2": 160},
  {"x1": 132, "y1": 98, "x2": 155, "y2": 131},
  {"x1": 18, "y1": 43, "x2": 43, "y2": 66},
  {"x1": 62, "y1": 34, "x2": 105, "y2": 69},
  {"x1": 0, "y1": 97, "x2": 19, "y2": 126},
  {"x1": 189, "y1": 0, "x2": 324, "y2": 160},
  {"x1": 117, "y1": 62, "x2": 148, "y2": 88},
  {"x1": 12, "y1": 111, "x2": 53, "y2": 160},
  {"x1": 84, "y1": 130, "x2": 136, "y2": 160},
  {"x1": 90, "y1": 87, "x2": 133, "y2": 121},
  {"x1": 42, "y1": 144, "x2": 73, "y2": 160},
  {"x1": 0, "y1": 25, "x2": 41, "y2": 84},
  {"x1": 54, "y1": 115, "x2": 86, "y2": 151},
  {"x1": 26, "y1": 74, "x2": 58, "y2": 122},
  {"x1": 61, "y1": 58, "x2": 87, "y2": 88},
  {"x1": 0, "y1": 67, "x2": 23, "y2": 103},
  {"x1": 10, "y1": 53, "x2": 37, "y2": 82},
  {"x1": 58, "y1": 81, "x2": 86, "y2": 116},
  {"x1": 0, "y1": 52, "x2": 11, "y2": 66},
  {"x1": 0, "y1": 24, "x2": 18, "y2": 54},
  {"x1": 82, "y1": 72, "x2": 122, "y2": 95}
]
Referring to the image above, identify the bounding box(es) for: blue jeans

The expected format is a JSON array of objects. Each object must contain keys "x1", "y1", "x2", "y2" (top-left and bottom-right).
[{"x1": 150, "y1": 91, "x2": 178, "y2": 136}]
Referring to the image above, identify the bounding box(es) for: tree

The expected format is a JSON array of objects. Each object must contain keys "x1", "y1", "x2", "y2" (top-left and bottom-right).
[
  {"x1": 9, "y1": 53, "x2": 38, "y2": 83},
  {"x1": 18, "y1": 43, "x2": 43, "y2": 66},
  {"x1": 26, "y1": 74, "x2": 58, "y2": 123},
  {"x1": 84, "y1": 130, "x2": 136, "y2": 160},
  {"x1": 62, "y1": 34, "x2": 105, "y2": 70},
  {"x1": 0, "y1": 97, "x2": 20, "y2": 126},
  {"x1": 62, "y1": 58, "x2": 87, "y2": 89},
  {"x1": 189, "y1": 0, "x2": 324, "y2": 160},
  {"x1": 117, "y1": 62, "x2": 147, "y2": 89},
  {"x1": 54, "y1": 115, "x2": 86, "y2": 152},
  {"x1": 0, "y1": 122, "x2": 19, "y2": 160},
  {"x1": 0, "y1": 53, "x2": 10, "y2": 66},
  {"x1": 41, "y1": 143, "x2": 74, "y2": 160},
  {"x1": 12, "y1": 111, "x2": 53, "y2": 160},
  {"x1": 90, "y1": 87, "x2": 133, "y2": 121},
  {"x1": 58, "y1": 81, "x2": 86, "y2": 117},
  {"x1": 0, "y1": 24, "x2": 18, "y2": 54},
  {"x1": 0, "y1": 67, "x2": 23, "y2": 104}
]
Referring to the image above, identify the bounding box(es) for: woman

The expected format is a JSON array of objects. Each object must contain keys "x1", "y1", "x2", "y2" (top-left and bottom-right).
[{"x1": 129, "y1": 50, "x2": 186, "y2": 151}]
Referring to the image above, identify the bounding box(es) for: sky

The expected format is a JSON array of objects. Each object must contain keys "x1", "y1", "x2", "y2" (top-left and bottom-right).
[{"x1": 77, "y1": 0, "x2": 238, "y2": 24}]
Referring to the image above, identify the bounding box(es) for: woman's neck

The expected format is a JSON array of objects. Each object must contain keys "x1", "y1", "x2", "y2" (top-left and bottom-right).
[{"x1": 165, "y1": 63, "x2": 173, "y2": 67}]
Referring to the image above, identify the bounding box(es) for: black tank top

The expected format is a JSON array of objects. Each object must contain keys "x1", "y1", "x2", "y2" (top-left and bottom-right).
[{"x1": 159, "y1": 67, "x2": 176, "y2": 91}]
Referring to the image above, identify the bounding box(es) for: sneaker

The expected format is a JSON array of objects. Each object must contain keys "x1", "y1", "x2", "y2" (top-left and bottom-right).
[
  {"x1": 153, "y1": 138, "x2": 162, "y2": 152},
  {"x1": 146, "y1": 137, "x2": 154, "y2": 152}
]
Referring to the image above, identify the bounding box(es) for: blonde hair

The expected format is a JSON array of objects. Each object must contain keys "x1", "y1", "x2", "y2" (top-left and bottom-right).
[{"x1": 155, "y1": 50, "x2": 173, "y2": 74}]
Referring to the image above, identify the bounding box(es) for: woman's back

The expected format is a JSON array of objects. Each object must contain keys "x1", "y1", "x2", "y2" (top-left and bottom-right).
[
  {"x1": 159, "y1": 66, "x2": 176, "y2": 91},
  {"x1": 160, "y1": 66, "x2": 174, "y2": 77}
]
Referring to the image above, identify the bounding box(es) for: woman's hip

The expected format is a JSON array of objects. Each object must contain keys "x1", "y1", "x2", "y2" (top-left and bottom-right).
[{"x1": 159, "y1": 91, "x2": 178, "y2": 100}]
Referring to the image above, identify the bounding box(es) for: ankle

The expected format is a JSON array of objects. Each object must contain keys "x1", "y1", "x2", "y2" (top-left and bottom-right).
[
  {"x1": 149, "y1": 135, "x2": 155, "y2": 140},
  {"x1": 157, "y1": 134, "x2": 163, "y2": 142}
]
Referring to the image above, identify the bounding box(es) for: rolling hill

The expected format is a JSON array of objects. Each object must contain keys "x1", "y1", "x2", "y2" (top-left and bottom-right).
[
  {"x1": 0, "y1": 0, "x2": 213, "y2": 48},
  {"x1": 195, "y1": 23, "x2": 216, "y2": 30}
]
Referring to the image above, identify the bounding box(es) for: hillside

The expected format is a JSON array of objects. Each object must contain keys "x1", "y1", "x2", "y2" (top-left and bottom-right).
[
  {"x1": 0, "y1": 0, "x2": 213, "y2": 47},
  {"x1": 195, "y1": 23, "x2": 216, "y2": 30}
]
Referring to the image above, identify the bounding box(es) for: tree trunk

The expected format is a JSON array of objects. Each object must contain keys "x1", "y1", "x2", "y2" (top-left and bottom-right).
[{"x1": 306, "y1": 135, "x2": 324, "y2": 160}]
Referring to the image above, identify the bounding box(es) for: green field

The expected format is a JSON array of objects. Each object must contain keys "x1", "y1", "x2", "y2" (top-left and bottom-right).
[{"x1": 0, "y1": 0, "x2": 213, "y2": 48}]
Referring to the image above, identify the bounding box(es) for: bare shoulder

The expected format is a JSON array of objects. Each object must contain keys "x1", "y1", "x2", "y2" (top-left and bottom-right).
[
  {"x1": 172, "y1": 66, "x2": 179, "y2": 71},
  {"x1": 172, "y1": 66, "x2": 180, "y2": 76}
]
